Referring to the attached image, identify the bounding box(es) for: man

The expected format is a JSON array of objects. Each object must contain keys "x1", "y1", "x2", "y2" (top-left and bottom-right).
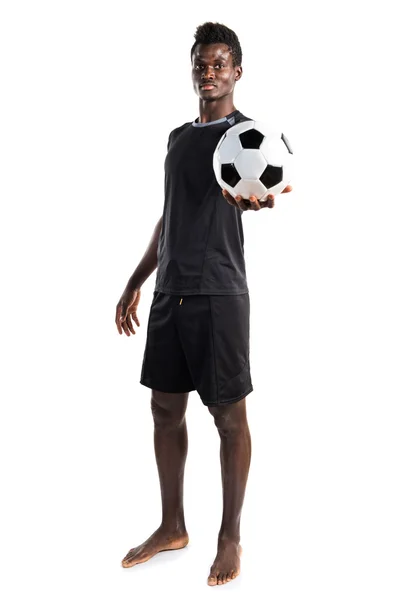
[{"x1": 115, "y1": 22, "x2": 293, "y2": 586}]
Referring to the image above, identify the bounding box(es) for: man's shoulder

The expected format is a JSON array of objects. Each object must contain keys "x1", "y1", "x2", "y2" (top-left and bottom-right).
[
  {"x1": 234, "y1": 111, "x2": 253, "y2": 124},
  {"x1": 167, "y1": 121, "x2": 191, "y2": 149},
  {"x1": 173, "y1": 121, "x2": 192, "y2": 132}
]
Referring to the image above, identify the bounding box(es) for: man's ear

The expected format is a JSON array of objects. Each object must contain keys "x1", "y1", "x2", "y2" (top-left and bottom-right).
[{"x1": 235, "y1": 66, "x2": 243, "y2": 82}]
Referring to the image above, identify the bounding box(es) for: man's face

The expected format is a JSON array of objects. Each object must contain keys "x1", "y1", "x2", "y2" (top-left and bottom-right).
[{"x1": 191, "y1": 43, "x2": 242, "y2": 101}]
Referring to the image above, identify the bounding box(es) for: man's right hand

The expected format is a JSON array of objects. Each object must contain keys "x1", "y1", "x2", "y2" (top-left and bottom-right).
[{"x1": 115, "y1": 287, "x2": 141, "y2": 336}]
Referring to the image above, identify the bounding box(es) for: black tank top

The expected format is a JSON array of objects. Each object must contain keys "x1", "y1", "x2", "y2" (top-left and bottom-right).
[{"x1": 154, "y1": 109, "x2": 252, "y2": 295}]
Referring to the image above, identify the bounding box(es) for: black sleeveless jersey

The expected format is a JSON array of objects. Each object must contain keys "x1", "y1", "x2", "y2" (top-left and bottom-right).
[{"x1": 154, "y1": 109, "x2": 252, "y2": 296}]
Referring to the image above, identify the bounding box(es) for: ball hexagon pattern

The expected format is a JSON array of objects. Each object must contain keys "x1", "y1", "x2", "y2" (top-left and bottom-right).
[{"x1": 213, "y1": 120, "x2": 293, "y2": 201}]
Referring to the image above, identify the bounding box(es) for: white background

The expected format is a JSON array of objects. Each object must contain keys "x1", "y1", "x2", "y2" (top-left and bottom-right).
[{"x1": 1, "y1": 0, "x2": 405, "y2": 598}]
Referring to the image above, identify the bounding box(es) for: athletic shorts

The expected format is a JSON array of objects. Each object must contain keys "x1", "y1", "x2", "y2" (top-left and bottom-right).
[{"x1": 140, "y1": 291, "x2": 253, "y2": 406}]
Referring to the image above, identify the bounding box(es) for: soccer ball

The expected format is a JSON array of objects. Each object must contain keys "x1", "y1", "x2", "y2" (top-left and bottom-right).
[{"x1": 213, "y1": 120, "x2": 293, "y2": 201}]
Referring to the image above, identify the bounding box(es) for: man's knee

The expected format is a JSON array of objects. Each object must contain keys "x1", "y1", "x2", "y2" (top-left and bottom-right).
[
  {"x1": 208, "y1": 398, "x2": 247, "y2": 435},
  {"x1": 151, "y1": 389, "x2": 188, "y2": 429}
]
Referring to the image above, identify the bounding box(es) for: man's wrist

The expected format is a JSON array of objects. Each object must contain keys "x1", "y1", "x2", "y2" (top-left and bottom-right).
[{"x1": 127, "y1": 276, "x2": 142, "y2": 291}]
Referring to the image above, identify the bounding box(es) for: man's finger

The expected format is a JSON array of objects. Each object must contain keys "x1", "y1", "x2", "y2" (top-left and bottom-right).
[
  {"x1": 281, "y1": 185, "x2": 293, "y2": 193},
  {"x1": 235, "y1": 195, "x2": 249, "y2": 211},
  {"x1": 125, "y1": 314, "x2": 135, "y2": 335},
  {"x1": 115, "y1": 306, "x2": 124, "y2": 334},
  {"x1": 119, "y1": 305, "x2": 127, "y2": 321},
  {"x1": 248, "y1": 195, "x2": 261, "y2": 211},
  {"x1": 121, "y1": 320, "x2": 130, "y2": 336},
  {"x1": 222, "y1": 189, "x2": 237, "y2": 207},
  {"x1": 267, "y1": 195, "x2": 275, "y2": 208}
]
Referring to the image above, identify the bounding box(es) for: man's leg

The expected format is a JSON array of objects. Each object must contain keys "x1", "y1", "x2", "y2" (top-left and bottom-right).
[
  {"x1": 122, "y1": 389, "x2": 189, "y2": 567},
  {"x1": 206, "y1": 397, "x2": 251, "y2": 585}
]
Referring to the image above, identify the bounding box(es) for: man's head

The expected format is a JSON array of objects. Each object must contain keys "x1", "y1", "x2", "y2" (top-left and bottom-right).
[{"x1": 190, "y1": 22, "x2": 243, "y2": 102}]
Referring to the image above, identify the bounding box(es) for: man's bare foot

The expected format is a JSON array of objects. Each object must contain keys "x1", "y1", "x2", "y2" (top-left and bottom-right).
[
  {"x1": 121, "y1": 526, "x2": 189, "y2": 568},
  {"x1": 207, "y1": 539, "x2": 243, "y2": 586}
]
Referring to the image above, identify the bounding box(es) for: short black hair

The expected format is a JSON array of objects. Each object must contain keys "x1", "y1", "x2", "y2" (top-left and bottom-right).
[{"x1": 190, "y1": 22, "x2": 242, "y2": 68}]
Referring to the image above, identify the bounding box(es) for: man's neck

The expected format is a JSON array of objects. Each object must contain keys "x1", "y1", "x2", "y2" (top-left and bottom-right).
[{"x1": 197, "y1": 100, "x2": 237, "y2": 124}]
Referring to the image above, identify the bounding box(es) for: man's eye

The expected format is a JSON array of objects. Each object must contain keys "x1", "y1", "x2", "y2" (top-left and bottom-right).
[{"x1": 215, "y1": 64, "x2": 224, "y2": 69}]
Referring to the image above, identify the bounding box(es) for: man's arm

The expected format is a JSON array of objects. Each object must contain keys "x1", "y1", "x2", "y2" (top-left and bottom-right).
[
  {"x1": 115, "y1": 215, "x2": 163, "y2": 336},
  {"x1": 126, "y1": 215, "x2": 163, "y2": 290},
  {"x1": 125, "y1": 129, "x2": 171, "y2": 287}
]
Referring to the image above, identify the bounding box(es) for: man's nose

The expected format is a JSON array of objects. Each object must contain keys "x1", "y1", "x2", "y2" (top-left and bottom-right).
[{"x1": 201, "y1": 65, "x2": 215, "y2": 80}]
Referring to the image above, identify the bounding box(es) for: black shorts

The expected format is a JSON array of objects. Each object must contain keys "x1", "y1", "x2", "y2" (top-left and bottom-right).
[{"x1": 140, "y1": 291, "x2": 253, "y2": 406}]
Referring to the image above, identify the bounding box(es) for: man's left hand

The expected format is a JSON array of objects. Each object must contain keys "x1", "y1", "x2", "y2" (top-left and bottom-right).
[{"x1": 222, "y1": 184, "x2": 293, "y2": 211}]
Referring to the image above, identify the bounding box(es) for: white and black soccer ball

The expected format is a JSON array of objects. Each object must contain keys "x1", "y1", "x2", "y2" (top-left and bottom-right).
[{"x1": 213, "y1": 121, "x2": 293, "y2": 200}]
